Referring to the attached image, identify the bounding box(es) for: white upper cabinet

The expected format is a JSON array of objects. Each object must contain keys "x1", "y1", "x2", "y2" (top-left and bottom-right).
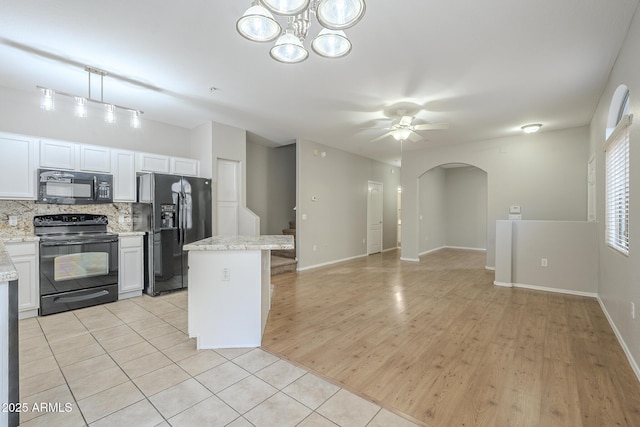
[
  {"x1": 39, "y1": 138, "x2": 76, "y2": 170},
  {"x1": 111, "y1": 149, "x2": 137, "y2": 202},
  {"x1": 0, "y1": 133, "x2": 38, "y2": 199},
  {"x1": 79, "y1": 144, "x2": 111, "y2": 173},
  {"x1": 171, "y1": 157, "x2": 200, "y2": 177},
  {"x1": 136, "y1": 152, "x2": 170, "y2": 173}
]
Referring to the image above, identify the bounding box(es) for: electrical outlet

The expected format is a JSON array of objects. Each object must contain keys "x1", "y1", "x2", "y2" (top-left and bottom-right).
[
  {"x1": 8, "y1": 216, "x2": 17, "y2": 226},
  {"x1": 313, "y1": 245, "x2": 317, "y2": 251},
  {"x1": 541, "y1": 258, "x2": 548, "y2": 267},
  {"x1": 222, "y1": 268, "x2": 230, "y2": 281}
]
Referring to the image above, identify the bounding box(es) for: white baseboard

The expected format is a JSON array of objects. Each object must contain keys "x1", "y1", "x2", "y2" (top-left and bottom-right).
[
  {"x1": 400, "y1": 257, "x2": 420, "y2": 262},
  {"x1": 485, "y1": 266, "x2": 495, "y2": 271},
  {"x1": 419, "y1": 246, "x2": 446, "y2": 256},
  {"x1": 445, "y1": 246, "x2": 487, "y2": 252},
  {"x1": 382, "y1": 247, "x2": 399, "y2": 253},
  {"x1": 493, "y1": 281, "x2": 512, "y2": 287},
  {"x1": 512, "y1": 283, "x2": 597, "y2": 298},
  {"x1": 597, "y1": 296, "x2": 640, "y2": 383},
  {"x1": 297, "y1": 253, "x2": 368, "y2": 271}
]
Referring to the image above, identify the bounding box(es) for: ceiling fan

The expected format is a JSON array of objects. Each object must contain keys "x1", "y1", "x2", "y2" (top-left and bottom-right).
[{"x1": 370, "y1": 114, "x2": 449, "y2": 142}]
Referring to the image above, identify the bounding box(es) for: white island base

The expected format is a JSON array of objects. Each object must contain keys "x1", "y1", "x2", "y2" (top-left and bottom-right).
[{"x1": 184, "y1": 235, "x2": 294, "y2": 349}]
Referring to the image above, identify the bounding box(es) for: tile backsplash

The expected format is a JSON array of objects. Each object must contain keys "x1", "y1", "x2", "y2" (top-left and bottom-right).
[{"x1": 0, "y1": 200, "x2": 133, "y2": 238}]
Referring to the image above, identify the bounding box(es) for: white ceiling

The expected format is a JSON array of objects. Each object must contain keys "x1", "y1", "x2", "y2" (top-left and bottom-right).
[{"x1": 0, "y1": 0, "x2": 637, "y2": 165}]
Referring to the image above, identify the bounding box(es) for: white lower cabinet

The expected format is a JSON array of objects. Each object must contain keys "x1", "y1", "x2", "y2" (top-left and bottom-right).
[
  {"x1": 4, "y1": 241, "x2": 39, "y2": 319},
  {"x1": 118, "y1": 235, "x2": 144, "y2": 299}
]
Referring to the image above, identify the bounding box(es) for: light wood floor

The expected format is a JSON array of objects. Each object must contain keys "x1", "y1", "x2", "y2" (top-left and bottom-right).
[{"x1": 262, "y1": 248, "x2": 640, "y2": 427}]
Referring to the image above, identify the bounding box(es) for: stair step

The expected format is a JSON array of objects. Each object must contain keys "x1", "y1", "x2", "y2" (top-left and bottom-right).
[
  {"x1": 282, "y1": 228, "x2": 296, "y2": 235},
  {"x1": 271, "y1": 255, "x2": 297, "y2": 275},
  {"x1": 272, "y1": 249, "x2": 296, "y2": 259}
]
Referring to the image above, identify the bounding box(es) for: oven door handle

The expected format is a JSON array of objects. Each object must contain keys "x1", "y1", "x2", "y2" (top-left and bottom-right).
[
  {"x1": 40, "y1": 238, "x2": 118, "y2": 247},
  {"x1": 54, "y1": 290, "x2": 109, "y2": 304}
]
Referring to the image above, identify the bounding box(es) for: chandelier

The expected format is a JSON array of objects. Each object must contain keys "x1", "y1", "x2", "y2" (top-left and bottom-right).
[
  {"x1": 38, "y1": 66, "x2": 143, "y2": 128},
  {"x1": 236, "y1": 0, "x2": 366, "y2": 63}
]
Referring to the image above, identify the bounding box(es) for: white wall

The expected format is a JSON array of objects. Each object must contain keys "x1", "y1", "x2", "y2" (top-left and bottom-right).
[
  {"x1": 296, "y1": 138, "x2": 400, "y2": 269},
  {"x1": 402, "y1": 126, "x2": 589, "y2": 266},
  {"x1": 589, "y1": 3, "x2": 640, "y2": 378},
  {"x1": 445, "y1": 166, "x2": 487, "y2": 249},
  {"x1": 0, "y1": 85, "x2": 191, "y2": 158},
  {"x1": 418, "y1": 167, "x2": 446, "y2": 254}
]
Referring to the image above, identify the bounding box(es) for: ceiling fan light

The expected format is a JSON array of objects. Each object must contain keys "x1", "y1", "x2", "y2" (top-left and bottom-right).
[
  {"x1": 521, "y1": 123, "x2": 542, "y2": 133},
  {"x1": 392, "y1": 128, "x2": 412, "y2": 141},
  {"x1": 262, "y1": 0, "x2": 310, "y2": 15},
  {"x1": 316, "y1": 0, "x2": 366, "y2": 30},
  {"x1": 236, "y1": 4, "x2": 281, "y2": 42},
  {"x1": 270, "y1": 31, "x2": 309, "y2": 63},
  {"x1": 311, "y1": 29, "x2": 352, "y2": 58}
]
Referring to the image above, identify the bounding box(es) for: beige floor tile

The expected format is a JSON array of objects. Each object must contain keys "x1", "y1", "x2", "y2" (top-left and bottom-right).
[
  {"x1": 66, "y1": 366, "x2": 129, "y2": 400},
  {"x1": 110, "y1": 341, "x2": 157, "y2": 365},
  {"x1": 195, "y1": 361, "x2": 251, "y2": 394},
  {"x1": 133, "y1": 322, "x2": 180, "y2": 341},
  {"x1": 61, "y1": 354, "x2": 118, "y2": 383},
  {"x1": 19, "y1": 368, "x2": 66, "y2": 400},
  {"x1": 226, "y1": 417, "x2": 254, "y2": 427},
  {"x1": 244, "y1": 392, "x2": 312, "y2": 427},
  {"x1": 168, "y1": 395, "x2": 239, "y2": 427},
  {"x1": 148, "y1": 378, "x2": 212, "y2": 419},
  {"x1": 48, "y1": 332, "x2": 98, "y2": 354},
  {"x1": 161, "y1": 339, "x2": 199, "y2": 362},
  {"x1": 120, "y1": 350, "x2": 172, "y2": 378},
  {"x1": 158, "y1": 309, "x2": 187, "y2": 324},
  {"x1": 20, "y1": 384, "x2": 76, "y2": 423},
  {"x1": 282, "y1": 373, "x2": 340, "y2": 410},
  {"x1": 316, "y1": 389, "x2": 380, "y2": 427},
  {"x1": 90, "y1": 323, "x2": 135, "y2": 342},
  {"x1": 133, "y1": 363, "x2": 191, "y2": 396},
  {"x1": 132, "y1": 298, "x2": 183, "y2": 315},
  {"x1": 148, "y1": 330, "x2": 190, "y2": 350},
  {"x1": 19, "y1": 355, "x2": 59, "y2": 381},
  {"x1": 112, "y1": 307, "x2": 156, "y2": 323},
  {"x1": 77, "y1": 381, "x2": 144, "y2": 423},
  {"x1": 18, "y1": 335, "x2": 49, "y2": 352},
  {"x1": 20, "y1": 342, "x2": 53, "y2": 364},
  {"x1": 297, "y1": 412, "x2": 339, "y2": 426},
  {"x1": 255, "y1": 359, "x2": 307, "y2": 389},
  {"x1": 176, "y1": 350, "x2": 226, "y2": 376},
  {"x1": 367, "y1": 408, "x2": 420, "y2": 427},
  {"x1": 89, "y1": 399, "x2": 164, "y2": 427},
  {"x1": 17, "y1": 404, "x2": 85, "y2": 427},
  {"x1": 54, "y1": 342, "x2": 106, "y2": 367},
  {"x1": 217, "y1": 376, "x2": 278, "y2": 414},
  {"x1": 97, "y1": 329, "x2": 145, "y2": 353},
  {"x1": 214, "y1": 347, "x2": 254, "y2": 360},
  {"x1": 232, "y1": 348, "x2": 279, "y2": 373}
]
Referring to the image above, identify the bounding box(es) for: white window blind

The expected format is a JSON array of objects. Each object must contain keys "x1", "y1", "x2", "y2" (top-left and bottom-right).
[{"x1": 605, "y1": 114, "x2": 631, "y2": 255}]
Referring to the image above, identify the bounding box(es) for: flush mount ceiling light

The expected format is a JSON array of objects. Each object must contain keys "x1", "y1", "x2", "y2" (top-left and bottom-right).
[
  {"x1": 521, "y1": 123, "x2": 542, "y2": 134},
  {"x1": 237, "y1": 0, "x2": 366, "y2": 63},
  {"x1": 38, "y1": 66, "x2": 143, "y2": 128}
]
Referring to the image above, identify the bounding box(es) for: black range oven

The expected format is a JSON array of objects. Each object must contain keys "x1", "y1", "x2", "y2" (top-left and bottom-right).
[{"x1": 35, "y1": 214, "x2": 118, "y2": 316}]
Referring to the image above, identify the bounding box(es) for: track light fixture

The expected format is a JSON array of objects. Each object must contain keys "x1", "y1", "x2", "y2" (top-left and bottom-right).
[{"x1": 38, "y1": 66, "x2": 143, "y2": 128}]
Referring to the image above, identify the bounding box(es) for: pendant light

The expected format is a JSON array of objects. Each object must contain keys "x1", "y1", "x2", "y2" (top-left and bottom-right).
[
  {"x1": 316, "y1": 0, "x2": 366, "y2": 30},
  {"x1": 270, "y1": 29, "x2": 309, "y2": 63},
  {"x1": 311, "y1": 28, "x2": 351, "y2": 58},
  {"x1": 236, "y1": 2, "x2": 281, "y2": 42}
]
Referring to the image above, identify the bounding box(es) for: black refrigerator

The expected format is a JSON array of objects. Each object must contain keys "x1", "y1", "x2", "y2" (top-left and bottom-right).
[{"x1": 133, "y1": 173, "x2": 212, "y2": 296}]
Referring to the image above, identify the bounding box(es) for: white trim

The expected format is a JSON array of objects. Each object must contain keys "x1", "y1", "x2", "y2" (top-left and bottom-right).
[
  {"x1": 382, "y1": 247, "x2": 398, "y2": 253},
  {"x1": 485, "y1": 266, "x2": 495, "y2": 271},
  {"x1": 512, "y1": 283, "x2": 597, "y2": 298},
  {"x1": 400, "y1": 257, "x2": 420, "y2": 262},
  {"x1": 493, "y1": 281, "x2": 512, "y2": 287},
  {"x1": 419, "y1": 246, "x2": 446, "y2": 256},
  {"x1": 444, "y1": 246, "x2": 487, "y2": 252},
  {"x1": 297, "y1": 253, "x2": 368, "y2": 271},
  {"x1": 597, "y1": 296, "x2": 640, "y2": 382}
]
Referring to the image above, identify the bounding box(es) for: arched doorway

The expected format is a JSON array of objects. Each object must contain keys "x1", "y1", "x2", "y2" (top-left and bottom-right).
[{"x1": 417, "y1": 163, "x2": 488, "y2": 261}]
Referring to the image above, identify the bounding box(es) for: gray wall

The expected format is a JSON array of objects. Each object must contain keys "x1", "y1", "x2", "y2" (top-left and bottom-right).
[
  {"x1": 445, "y1": 166, "x2": 487, "y2": 249},
  {"x1": 589, "y1": 3, "x2": 640, "y2": 377},
  {"x1": 246, "y1": 141, "x2": 296, "y2": 235},
  {"x1": 402, "y1": 126, "x2": 589, "y2": 266},
  {"x1": 418, "y1": 167, "x2": 446, "y2": 253},
  {"x1": 297, "y1": 138, "x2": 400, "y2": 269}
]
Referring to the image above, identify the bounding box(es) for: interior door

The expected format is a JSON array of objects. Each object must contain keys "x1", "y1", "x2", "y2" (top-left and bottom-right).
[{"x1": 367, "y1": 181, "x2": 383, "y2": 254}]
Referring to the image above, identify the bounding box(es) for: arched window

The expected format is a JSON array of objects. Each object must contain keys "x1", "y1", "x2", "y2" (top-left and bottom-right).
[{"x1": 605, "y1": 85, "x2": 631, "y2": 255}]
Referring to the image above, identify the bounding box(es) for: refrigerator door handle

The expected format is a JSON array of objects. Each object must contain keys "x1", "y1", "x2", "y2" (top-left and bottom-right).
[
  {"x1": 176, "y1": 192, "x2": 183, "y2": 244},
  {"x1": 181, "y1": 190, "x2": 187, "y2": 243}
]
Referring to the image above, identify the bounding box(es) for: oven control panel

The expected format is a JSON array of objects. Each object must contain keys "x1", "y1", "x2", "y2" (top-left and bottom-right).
[{"x1": 34, "y1": 214, "x2": 109, "y2": 227}]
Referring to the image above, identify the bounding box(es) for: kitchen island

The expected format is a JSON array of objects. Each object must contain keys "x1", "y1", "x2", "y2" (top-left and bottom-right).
[{"x1": 183, "y1": 235, "x2": 294, "y2": 349}]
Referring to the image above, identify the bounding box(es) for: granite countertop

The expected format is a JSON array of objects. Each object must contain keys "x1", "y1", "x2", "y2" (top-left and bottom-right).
[
  {"x1": 1, "y1": 236, "x2": 40, "y2": 243},
  {"x1": 184, "y1": 235, "x2": 294, "y2": 251},
  {"x1": 0, "y1": 241, "x2": 18, "y2": 282},
  {"x1": 118, "y1": 231, "x2": 146, "y2": 236}
]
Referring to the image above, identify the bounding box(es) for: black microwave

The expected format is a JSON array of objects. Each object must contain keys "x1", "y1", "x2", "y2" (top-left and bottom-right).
[{"x1": 37, "y1": 169, "x2": 113, "y2": 204}]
